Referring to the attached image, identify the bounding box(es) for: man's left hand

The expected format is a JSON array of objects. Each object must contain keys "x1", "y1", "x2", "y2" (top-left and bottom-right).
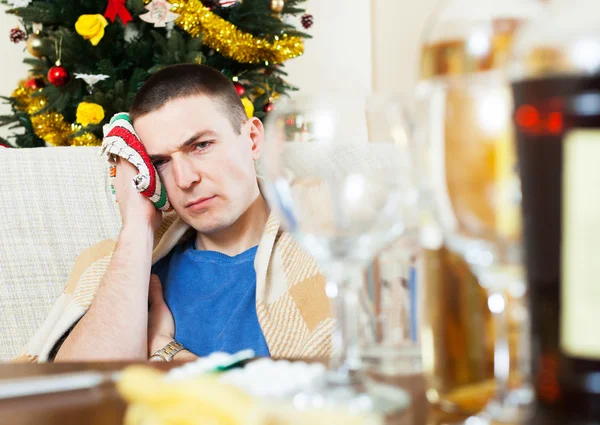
[{"x1": 147, "y1": 274, "x2": 199, "y2": 361}]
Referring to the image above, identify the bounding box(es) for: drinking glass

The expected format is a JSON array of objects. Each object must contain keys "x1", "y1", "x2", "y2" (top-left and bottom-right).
[
  {"x1": 360, "y1": 238, "x2": 422, "y2": 376},
  {"x1": 261, "y1": 93, "x2": 416, "y2": 414},
  {"x1": 416, "y1": 69, "x2": 533, "y2": 423},
  {"x1": 415, "y1": 0, "x2": 545, "y2": 421}
]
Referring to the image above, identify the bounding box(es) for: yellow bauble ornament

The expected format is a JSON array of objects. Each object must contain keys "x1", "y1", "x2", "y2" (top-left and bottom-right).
[
  {"x1": 75, "y1": 14, "x2": 108, "y2": 46},
  {"x1": 76, "y1": 102, "x2": 105, "y2": 126},
  {"x1": 270, "y1": 0, "x2": 284, "y2": 13},
  {"x1": 26, "y1": 34, "x2": 44, "y2": 58},
  {"x1": 241, "y1": 97, "x2": 254, "y2": 118}
]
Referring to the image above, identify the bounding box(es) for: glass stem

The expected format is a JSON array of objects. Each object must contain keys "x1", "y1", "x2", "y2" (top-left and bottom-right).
[
  {"x1": 489, "y1": 290, "x2": 510, "y2": 404},
  {"x1": 326, "y1": 261, "x2": 364, "y2": 383}
]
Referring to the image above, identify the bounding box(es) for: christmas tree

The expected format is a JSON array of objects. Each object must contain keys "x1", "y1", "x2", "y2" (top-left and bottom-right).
[{"x1": 0, "y1": 0, "x2": 313, "y2": 148}]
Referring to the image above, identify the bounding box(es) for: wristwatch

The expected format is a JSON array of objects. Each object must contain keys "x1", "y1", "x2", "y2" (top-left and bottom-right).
[{"x1": 149, "y1": 340, "x2": 185, "y2": 362}]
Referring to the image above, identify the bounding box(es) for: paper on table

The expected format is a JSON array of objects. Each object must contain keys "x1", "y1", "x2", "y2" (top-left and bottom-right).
[{"x1": 0, "y1": 371, "x2": 120, "y2": 400}]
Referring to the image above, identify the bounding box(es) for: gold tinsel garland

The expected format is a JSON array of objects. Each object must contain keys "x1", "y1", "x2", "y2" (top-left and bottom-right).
[
  {"x1": 167, "y1": 0, "x2": 304, "y2": 64},
  {"x1": 11, "y1": 85, "x2": 101, "y2": 147}
]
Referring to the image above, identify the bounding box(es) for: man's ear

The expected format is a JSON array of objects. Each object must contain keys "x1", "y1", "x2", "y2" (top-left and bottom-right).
[{"x1": 246, "y1": 117, "x2": 264, "y2": 161}]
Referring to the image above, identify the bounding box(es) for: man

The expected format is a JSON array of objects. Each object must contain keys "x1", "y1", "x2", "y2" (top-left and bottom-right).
[{"x1": 17, "y1": 64, "x2": 334, "y2": 362}]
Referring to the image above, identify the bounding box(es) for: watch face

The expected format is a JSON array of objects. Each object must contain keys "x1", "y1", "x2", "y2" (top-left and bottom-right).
[{"x1": 149, "y1": 354, "x2": 165, "y2": 362}]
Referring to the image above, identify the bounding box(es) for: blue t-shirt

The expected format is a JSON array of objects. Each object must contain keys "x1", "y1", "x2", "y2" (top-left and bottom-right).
[{"x1": 152, "y1": 240, "x2": 270, "y2": 357}]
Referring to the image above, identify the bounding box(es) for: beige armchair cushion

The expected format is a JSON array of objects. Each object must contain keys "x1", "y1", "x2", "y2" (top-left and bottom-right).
[{"x1": 0, "y1": 146, "x2": 121, "y2": 361}]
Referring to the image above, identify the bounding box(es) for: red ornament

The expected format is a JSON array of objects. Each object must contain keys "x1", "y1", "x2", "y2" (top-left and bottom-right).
[
  {"x1": 301, "y1": 14, "x2": 313, "y2": 29},
  {"x1": 48, "y1": 65, "x2": 69, "y2": 87},
  {"x1": 25, "y1": 78, "x2": 45, "y2": 90},
  {"x1": 234, "y1": 82, "x2": 245, "y2": 96},
  {"x1": 264, "y1": 102, "x2": 275, "y2": 113},
  {"x1": 9, "y1": 27, "x2": 27, "y2": 44},
  {"x1": 104, "y1": 0, "x2": 134, "y2": 25}
]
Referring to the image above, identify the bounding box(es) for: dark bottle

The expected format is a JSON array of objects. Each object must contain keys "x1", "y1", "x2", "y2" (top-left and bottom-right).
[{"x1": 510, "y1": 0, "x2": 600, "y2": 418}]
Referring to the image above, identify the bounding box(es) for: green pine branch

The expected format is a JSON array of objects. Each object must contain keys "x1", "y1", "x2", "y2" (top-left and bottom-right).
[
  {"x1": 0, "y1": 110, "x2": 44, "y2": 148},
  {"x1": 227, "y1": 0, "x2": 308, "y2": 39},
  {"x1": 149, "y1": 31, "x2": 205, "y2": 73},
  {"x1": 23, "y1": 58, "x2": 48, "y2": 75},
  {"x1": 6, "y1": 1, "x2": 60, "y2": 25},
  {"x1": 69, "y1": 123, "x2": 100, "y2": 139},
  {"x1": 126, "y1": 0, "x2": 147, "y2": 16},
  {"x1": 282, "y1": 0, "x2": 307, "y2": 16},
  {"x1": 0, "y1": 113, "x2": 18, "y2": 127},
  {"x1": 127, "y1": 67, "x2": 149, "y2": 95}
]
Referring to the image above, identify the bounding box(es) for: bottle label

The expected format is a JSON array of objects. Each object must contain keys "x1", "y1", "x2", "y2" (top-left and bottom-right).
[{"x1": 561, "y1": 129, "x2": 600, "y2": 360}]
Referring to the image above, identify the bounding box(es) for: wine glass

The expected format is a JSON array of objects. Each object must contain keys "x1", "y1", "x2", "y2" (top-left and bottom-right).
[
  {"x1": 360, "y1": 237, "x2": 422, "y2": 377},
  {"x1": 414, "y1": 0, "x2": 544, "y2": 421},
  {"x1": 415, "y1": 69, "x2": 532, "y2": 423},
  {"x1": 261, "y1": 93, "x2": 417, "y2": 414}
]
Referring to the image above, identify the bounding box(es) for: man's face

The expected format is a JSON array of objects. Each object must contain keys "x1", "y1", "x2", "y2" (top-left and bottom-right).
[{"x1": 134, "y1": 95, "x2": 263, "y2": 234}]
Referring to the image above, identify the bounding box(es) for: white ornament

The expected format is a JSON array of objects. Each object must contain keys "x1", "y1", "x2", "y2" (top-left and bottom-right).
[
  {"x1": 219, "y1": 0, "x2": 239, "y2": 7},
  {"x1": 165, "y1": 21, "x2": 175, "y2": 38},
  {"x1": 123, "y1": 24, "x2": 140, "y2": 43},
  {"x1": 74, "y1": 74, "x2": 110, "y2": 87},
  {"x1": 7, "y1": 0, "x2": 32, "y2": 7},
  {"x1": 139, "y1": 0, "x2": 179, "y2": 28},
  {"x1": 75, "y1": 73, "x2": 110, "y2": 93}
]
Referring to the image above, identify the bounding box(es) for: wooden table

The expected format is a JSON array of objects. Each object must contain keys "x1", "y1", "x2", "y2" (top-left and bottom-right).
[
  {"x1": 0, "y1": 362, "x2": 440, "y2": 425},
  {"x1": 0, "y1": 363, "x2": 575, "y2": 425}
]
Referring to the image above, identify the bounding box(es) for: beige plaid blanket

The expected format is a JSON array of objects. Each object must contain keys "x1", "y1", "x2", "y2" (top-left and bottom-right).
[{"x1": 14, "y1": 212, "x2": 334, "y2": 362}]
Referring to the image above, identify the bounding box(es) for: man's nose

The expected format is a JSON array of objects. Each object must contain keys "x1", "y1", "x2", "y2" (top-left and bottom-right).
[{"x1": 172, "y1": 155, "x2": 200, "y2": 189}]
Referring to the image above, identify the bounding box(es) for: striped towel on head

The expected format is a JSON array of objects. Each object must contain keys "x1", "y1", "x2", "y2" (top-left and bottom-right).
[{"x1": 101, "y1": 112, "x2": 172, "y2": 212}]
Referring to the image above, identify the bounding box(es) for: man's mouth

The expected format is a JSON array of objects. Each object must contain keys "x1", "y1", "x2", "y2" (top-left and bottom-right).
[{"x1": 185, "y1": 196, "x2": 217, "y2": 211}]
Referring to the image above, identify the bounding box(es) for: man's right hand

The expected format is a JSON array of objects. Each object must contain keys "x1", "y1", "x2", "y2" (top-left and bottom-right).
[
  {"x1": 55, "y1": 160, "x2": 160, "y2": 361},
  {"x1": 55, "y1": 158, "x2": 161, "y2": 361},
  {"x1": 114, "y1": 158, "x2": 162, "y2": 232}
]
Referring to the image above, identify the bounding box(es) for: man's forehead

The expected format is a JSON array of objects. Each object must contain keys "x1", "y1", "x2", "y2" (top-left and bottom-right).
[
  {"x1": 139, "y1": 95, "x2": 221, "y2": 122},
  {"x1": 133, "y1": 96, "x2": 229, "y2": 153}
]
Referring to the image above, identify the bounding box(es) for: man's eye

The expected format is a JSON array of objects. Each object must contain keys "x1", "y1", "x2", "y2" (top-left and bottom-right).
[
  {"x1": 194, "y1": 141, "x2": 212, "y2": 151},
  {"x1": 153, "y1": 159, "x2": 167, "y2": 169}
]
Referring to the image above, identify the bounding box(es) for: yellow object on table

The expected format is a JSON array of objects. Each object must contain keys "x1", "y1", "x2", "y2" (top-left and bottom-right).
[{"x1": 117, "y1": 365, "x2": 383, "y2": 425}]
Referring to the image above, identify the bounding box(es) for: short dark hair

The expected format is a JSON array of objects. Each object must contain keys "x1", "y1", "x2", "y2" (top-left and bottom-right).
[{"x1": 129, "y1": 64, "x2": 247, "y2": 134}]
